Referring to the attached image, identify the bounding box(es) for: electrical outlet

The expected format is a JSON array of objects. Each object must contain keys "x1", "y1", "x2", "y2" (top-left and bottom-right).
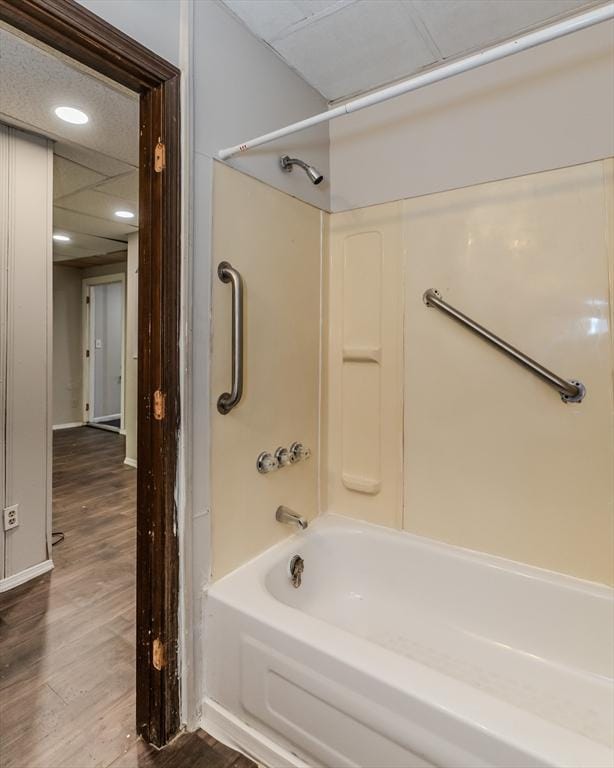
[{"x1": 3, "y1": 504, "x2": 19, "y2": 531}]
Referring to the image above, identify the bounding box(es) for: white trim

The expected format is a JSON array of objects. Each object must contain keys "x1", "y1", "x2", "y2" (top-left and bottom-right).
[
  {"x1": 178, "y1": 0, "x2": 196, "y2": 732},
  {"x1": 124, "y1": 457, "x2": 137, "y2": 469},
  {"x1": 201, "y1": 699, "x2": 310, "y2": 768},
  {"x1": 87, "y1": 422, "x2": 120, "y2": 434},
  {"x1": 0, "y1": 558, "x2": 53, "y2": 592},
  {"x1": 52, "y1": 421, "x2": 84, "y2": 430},
  {"x1": 217, "y1": 5, "x2": 614, "y2": 160}
]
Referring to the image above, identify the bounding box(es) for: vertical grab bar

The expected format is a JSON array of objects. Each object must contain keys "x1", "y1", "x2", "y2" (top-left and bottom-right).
[{"x1": 217, "y1": 261, "x2": 244, "y2": 414}]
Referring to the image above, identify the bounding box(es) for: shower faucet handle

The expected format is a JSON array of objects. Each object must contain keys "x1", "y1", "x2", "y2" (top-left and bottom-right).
[
  {"x1": 275, "y1": 446, "x2": 295, "y2": 467},
  {"x1": 257, "y1": 452, "x2": 279, "y2": 474},
  {"x1": 289, "y1": 442, "x2": 311, "y2": 462}
]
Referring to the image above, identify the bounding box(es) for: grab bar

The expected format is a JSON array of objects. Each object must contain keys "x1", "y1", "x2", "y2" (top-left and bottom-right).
[
  {"x1": 423, "y1": 289, "x2": 585, "y2": 403},
  {"x1": 217, "y1": 261, "x2": 244, "y2": 414}
]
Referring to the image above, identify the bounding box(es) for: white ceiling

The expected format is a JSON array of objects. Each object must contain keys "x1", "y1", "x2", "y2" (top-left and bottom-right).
[
  {"x1": 222, "y1": 0, "x2": 603, "y2": 101},
  {"x1": 0, "y1": 25, "x2": 139, "y2": 262}
]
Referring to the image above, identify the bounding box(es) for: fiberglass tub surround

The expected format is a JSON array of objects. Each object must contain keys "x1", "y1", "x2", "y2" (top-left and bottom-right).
[{"x1": 205, "y1": 514, "x2": 614, "y2": 768}]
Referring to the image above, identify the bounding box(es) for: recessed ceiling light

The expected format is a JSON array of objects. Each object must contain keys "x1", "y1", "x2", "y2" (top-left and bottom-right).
[
  {"x1": 53, "y1": 234, "x2": 71, "y2": 242},
  {"x1": 54, "y1": 106, "x2": 89, "y2": 125},
  {"x1": 115, "y1": 210, "x2": 135, "y2": 219}
]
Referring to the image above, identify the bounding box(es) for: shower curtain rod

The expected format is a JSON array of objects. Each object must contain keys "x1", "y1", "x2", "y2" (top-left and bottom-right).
[{"x1": 218, "y1": 4, "x2": 614, "y2": 161}]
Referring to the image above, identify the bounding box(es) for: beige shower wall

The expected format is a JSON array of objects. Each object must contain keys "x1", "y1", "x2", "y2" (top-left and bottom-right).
[
  {"x1": 210, "y1": 163, "x2": 322, "y2": 579},
  {"x1": 323, "y1": 204, "x2": 404, "y2": 527},
  {"x1": 324, "y1": 159, "x2": 614, "y2": 585}
]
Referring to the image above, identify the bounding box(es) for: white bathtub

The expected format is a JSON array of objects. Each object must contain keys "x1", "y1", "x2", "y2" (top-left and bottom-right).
[{"x1": 203, "y1": 514, "x2": 614, "y2": 768}]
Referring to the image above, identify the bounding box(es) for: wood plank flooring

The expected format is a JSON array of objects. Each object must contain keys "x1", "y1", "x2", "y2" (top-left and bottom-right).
[{"x1": 0, "y1": 427, "x2": 253, "y2": 768}]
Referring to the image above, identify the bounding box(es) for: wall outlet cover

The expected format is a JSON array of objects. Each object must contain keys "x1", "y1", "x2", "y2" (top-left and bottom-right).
[{"x1": 3, "y1": 504, "x2": 19, "y2": 531}]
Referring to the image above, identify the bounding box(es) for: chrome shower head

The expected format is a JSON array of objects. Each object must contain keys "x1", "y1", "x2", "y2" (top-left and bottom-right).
[{"x1": 280, "y1": 155, "x2": 324, "y2": 185}]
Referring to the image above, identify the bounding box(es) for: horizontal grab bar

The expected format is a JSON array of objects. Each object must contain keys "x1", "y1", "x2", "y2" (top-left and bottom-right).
[{"x1": 423, "y1": 289, "x2": 585, "y2": 404}]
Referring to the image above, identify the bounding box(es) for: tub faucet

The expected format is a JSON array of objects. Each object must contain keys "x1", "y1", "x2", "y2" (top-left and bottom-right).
[{"x1": 276, "y1": 505, "x2": 308, "y2": 530}]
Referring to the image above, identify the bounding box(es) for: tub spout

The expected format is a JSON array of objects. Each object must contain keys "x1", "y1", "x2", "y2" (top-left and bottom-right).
[{"x1": 276, "y1": 505, "x2": 308, "y2": 530}]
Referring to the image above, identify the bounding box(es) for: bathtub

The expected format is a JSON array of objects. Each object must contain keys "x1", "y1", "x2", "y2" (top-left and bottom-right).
[{"x1": 203, "y1": 514, "x2": 614, "y2": 768}]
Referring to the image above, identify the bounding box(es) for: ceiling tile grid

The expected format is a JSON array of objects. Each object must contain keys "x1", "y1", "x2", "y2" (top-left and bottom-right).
[
  {"x1": 221, "y1": 0, "x2": 603, "y2": 101},
  {"x1": 1, "y1": 25, "x2": 139, "y2": 264}
]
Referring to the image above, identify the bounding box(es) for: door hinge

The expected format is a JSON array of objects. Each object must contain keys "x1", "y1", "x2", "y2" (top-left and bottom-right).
[
  {"x1": 154, "y1": 140, "x2": 166, "y2": 173},
  {"x1": 153, "y1": 390, "x2": 166, "y2": 421},
  {"x1": 152, "y1": 638, "x2": 166, "y2": 670},
  {"x1": 85, "y1": 403, "x2": 89, "y2": 412},
  {"x1": 85, "y1": 349, "x2": 90, "y2": 358},
  {"x1": 85, "y1": 295, "x2": 90, "y2": 304}
]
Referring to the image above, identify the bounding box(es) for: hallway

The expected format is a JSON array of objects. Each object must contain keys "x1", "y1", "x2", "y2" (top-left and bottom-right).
[{"x1": 0, "y1": 428, "x2": 251, "y2": 768}]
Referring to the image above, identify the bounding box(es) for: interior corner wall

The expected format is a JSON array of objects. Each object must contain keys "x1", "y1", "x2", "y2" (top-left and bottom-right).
[
  {"x1": 0, "y1": 124, "x2": 53, "y2": 585},
  {"x1": 329, "y1": 19, "x2": 614, "y2": 212},
  {"x1": 53, "y1": 265, "x2": 84, "y2": 426}
]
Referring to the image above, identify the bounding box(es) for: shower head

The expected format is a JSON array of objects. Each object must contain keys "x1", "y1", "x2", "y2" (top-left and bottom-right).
[{"x1": 280, "y1": 155, "x2": 324, "y2": 185}]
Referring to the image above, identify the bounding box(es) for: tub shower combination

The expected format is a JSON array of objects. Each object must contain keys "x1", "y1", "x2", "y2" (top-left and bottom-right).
[
  {"x1": 206, "y1": 7, "x2": 614, "y2": 765},
  {"x1": 208, "y1": 227, "x2": 612, "y2": 768},
  {"x1": 204, "y1": 515, "x2": 613, "y2": 768}
]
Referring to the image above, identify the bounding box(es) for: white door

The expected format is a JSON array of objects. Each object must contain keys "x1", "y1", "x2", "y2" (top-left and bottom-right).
[{"x1": 89, "y1": 282, "x2": 123, "y2": 426}]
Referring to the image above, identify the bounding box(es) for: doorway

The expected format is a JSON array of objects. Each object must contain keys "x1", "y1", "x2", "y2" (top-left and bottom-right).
[
  {"x1": 84, "y1": 276, "x2": 126, "y2": 433},
  {"x1": 0, "y1": 0, "x2": 181, "y2": 748}
]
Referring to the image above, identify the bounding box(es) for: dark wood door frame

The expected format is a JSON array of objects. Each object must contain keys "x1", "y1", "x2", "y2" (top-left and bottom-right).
[{"x1": 0, "y1": 0, "x2": 181, "y2": 747}]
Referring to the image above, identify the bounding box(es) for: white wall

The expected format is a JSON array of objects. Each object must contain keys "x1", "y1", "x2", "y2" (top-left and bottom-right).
[
  {"x1": 330, "y1": 19, "x2": 614, "y2": 211},
  {"x1": 76, "y1": 0, "x2": 182, "y2": 66},
  {"x1": 53, "y1": 265, "x2": 83, "y2": 427}
]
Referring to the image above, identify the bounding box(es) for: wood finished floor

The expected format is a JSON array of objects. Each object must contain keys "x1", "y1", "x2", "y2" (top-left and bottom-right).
[{"x1": 0, "y1": 427, "x2": 254, "y2": 768}]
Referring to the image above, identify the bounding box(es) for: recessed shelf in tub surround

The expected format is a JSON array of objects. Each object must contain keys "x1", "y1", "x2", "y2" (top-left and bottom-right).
[{"x1": 257, "y1": 442, "x2": 312, "y2": 474}]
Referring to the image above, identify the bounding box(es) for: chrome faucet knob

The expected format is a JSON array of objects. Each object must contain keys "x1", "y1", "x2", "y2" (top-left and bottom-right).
[
  {"x1": 274, "y1": 446, "x2": 295, "y2": 467},
  {"x1": 289, "y1": 442, "x2": 311, "y2": 462},
  {"x1": 257, "y1": 452, "x2": 279, "y2": 474}
]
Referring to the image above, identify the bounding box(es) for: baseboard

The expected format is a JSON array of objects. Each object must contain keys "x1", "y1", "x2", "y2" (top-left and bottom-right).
[
  {"x1": 90, "y1": 414, "x2": 121, "y2": 423},
  {"x1": 124, "y1": 457, "x2": 137, "y2": 469},
  {"x1": 53, "y1": 422, "x2": 84, "y2": 431},
  {"x1": 87, "y1": 423, "x2": 119, "y2": 433},
  {"x1": 0, "y1": 559, "x2": 54, "y2": 592},
  {"x1": 201, "y1": 698, "x2": 311, "y2": 768}
]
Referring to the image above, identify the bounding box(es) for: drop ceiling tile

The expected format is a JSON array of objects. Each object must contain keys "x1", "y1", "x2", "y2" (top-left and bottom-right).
[
  {"x1": 223, "y1": 0, "x2": 307, "y2": 40},
  {"x1": 93, "y1": 171, "x2": 138, "y2": 202},
  {"x1": 53, "y1": 229, "x2": 127, "y2": 261},
  {"x1": 54, "y1": 253, "x2": 127, "y2": 268},
  {"x1": 274, "y1": 0, "x2": 437, "y2": 100},
  {"x1": 54, "y1": 207, "x2": 137, "y2": 240},
  {"x1": 54, "y1": 142, "x2": 135, "y2": 177},
  {"x1": 56, "y1": 188, "x2": 138, "y2": 225},
  {"x1": 411, "y1": 0, "x2": 597, "y2": 59},
  {"x1": 53, "y1": 232, "x2": 127, "y2": 260},
  {"x1": 293, "y1": 0, "x2": 346, "y2": 12},
  {"x1": 53, "y1": 157, "x2": 107, "y2": 200},
  {"x1": 0, "y1": 27, "x2": 139, "y2": 166}
]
